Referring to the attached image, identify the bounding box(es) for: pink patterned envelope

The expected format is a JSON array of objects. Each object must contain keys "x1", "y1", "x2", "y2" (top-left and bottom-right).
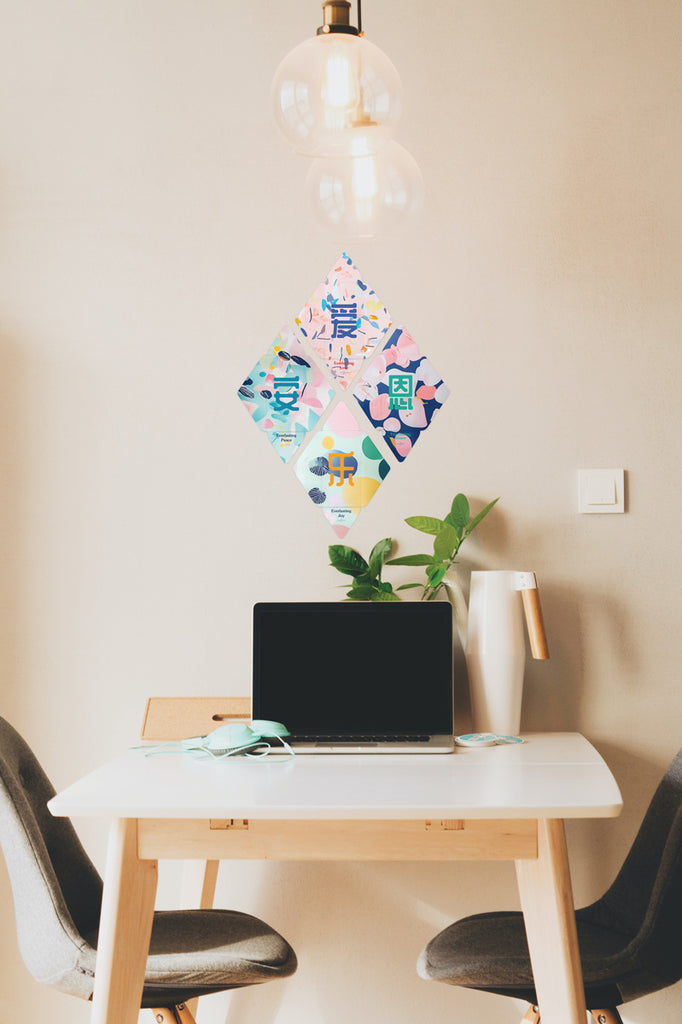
[
  {"x1": 238, "y1": 326, "x2": 334, "y2": 463},
  {"x1": 294, "y1": 402, "x2": 391, "y2": 537},
  {"x1": 295, "y1": 252, "x2": 392, "y2": 390},
  {"x1": 353, "y1": 326, "x2": 449, "y2": 462}
]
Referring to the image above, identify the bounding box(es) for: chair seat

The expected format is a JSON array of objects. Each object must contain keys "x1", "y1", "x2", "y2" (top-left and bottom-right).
[
  {"x1": 418, "y1": 746, "x2": 682, "y2": 1018},
  {"x1": 0, "y1": 715, "x2": 298, "y2": 1022},
  {"x1": 81, "y1": 909, "x2": 297, "y2": 1007},
  {"x1": 417, "y1": 910, "x2": 637, "y2": 1007}
]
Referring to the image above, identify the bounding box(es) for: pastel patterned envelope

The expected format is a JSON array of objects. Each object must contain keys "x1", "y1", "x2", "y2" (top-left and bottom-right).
[
  {"x1": 353, "y1": 326, "x2": 450, "y2": 462},
  {"x1": 238, "y1": 326, "x2": 334, "y2": 463},
  {"x1": 294, "y1": 402, "x2": 391, "y2": 537},
  {"x1": 295, "y1": 252, "x2": 392, "y2": 390}
]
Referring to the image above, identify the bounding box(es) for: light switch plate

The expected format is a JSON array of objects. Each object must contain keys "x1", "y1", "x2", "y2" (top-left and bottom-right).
[{"x1": 578, "y1": 469, "x2": 625, "y2": 514}]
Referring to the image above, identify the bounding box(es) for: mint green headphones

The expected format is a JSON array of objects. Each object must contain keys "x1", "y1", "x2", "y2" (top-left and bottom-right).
[
  {"x1": 137, "y1": 720, "x2": 293, "y2": 759},
  {"x1": 180, "y1": 720, "x2": 288, "y2": 761},
  {"x1": 181, "y1": 720, "x2": 292, "y2": 758}
]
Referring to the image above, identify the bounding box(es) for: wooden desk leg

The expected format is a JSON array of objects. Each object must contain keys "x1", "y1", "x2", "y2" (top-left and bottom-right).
[
  {"x1": 181, "y1": 860, "x2": 219, "y2": 1018},
  {"x1": 515, "y1": 819, "x2": 587, "y2": 1024},
  {"x1": 92, "y1": 818, "x2": 158, "y2": 1024},
  {"x1": 180, "y1": 859, "x2": 219, "y2": 910}
]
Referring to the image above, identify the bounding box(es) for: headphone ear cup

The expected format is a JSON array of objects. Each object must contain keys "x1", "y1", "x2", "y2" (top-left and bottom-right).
[
  {"x1": 251, "y1": 720, "x2": 291, "y2": 738},
  {"x1": 204, "y1": 723, "x2": 258, "y2": 749}
]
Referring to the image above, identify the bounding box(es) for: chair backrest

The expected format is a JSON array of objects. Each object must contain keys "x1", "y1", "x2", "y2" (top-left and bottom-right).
[
  {"x1": 0, "y1": 717, "x2": 103, "y2": 998},
  {"x1": 141, "y1": 696, "x2": 251, "y2": 741},
  {"x1": 581, "y1": 745, "x2": 682, "y2": 997}
]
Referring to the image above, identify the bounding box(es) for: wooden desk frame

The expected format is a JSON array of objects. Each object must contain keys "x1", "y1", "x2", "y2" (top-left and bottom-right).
[
  {"x1": 49, "y1": 730, "x2": 620, "y2": 1024},
  {"x1": 93, "y1": 814, "x2": 584, "y2": 1024}
]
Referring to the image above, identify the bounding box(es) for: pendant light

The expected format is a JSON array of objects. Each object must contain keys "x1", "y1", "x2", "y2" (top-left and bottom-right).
[
  {"x1": 306, "y1": 136, "x2": 423, "y2": 238},
  {"x1": 271, "y1": 0, "x2": 402, "y2": 157},
  {"x1": 271, "y1": 1, "x2": 422, "y2": 237}
]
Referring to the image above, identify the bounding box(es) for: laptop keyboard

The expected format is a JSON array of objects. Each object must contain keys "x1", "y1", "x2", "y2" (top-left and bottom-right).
[{"x1": 291, "y1": 734, "x2": 431, "y2": 744}]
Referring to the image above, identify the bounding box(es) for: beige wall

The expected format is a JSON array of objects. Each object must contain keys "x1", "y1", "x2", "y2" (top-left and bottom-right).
[{"x1": 1, "y1": 1, "x2": 682, "y2": 1022}]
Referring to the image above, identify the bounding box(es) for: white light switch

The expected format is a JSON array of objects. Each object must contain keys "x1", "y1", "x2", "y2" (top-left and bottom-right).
[
  {"x1": 586, "y1": 475, "x2": 616, "y2": 504},
  {"x1": 578, "y1": 469, "x2": 625, "y2": 514}
]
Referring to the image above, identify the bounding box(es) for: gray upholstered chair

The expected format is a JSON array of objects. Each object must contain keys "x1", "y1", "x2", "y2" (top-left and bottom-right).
[
  {"x1": 0, "y1": 716, "x2": 297, "y2": 1024},
  {"x1": 418, "y1": 744, "x2": 682, "y2": 1024}
]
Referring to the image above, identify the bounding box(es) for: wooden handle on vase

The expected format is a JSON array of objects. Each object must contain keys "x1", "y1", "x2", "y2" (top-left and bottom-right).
[{"x1": 521, "y1": 584, "x2": 550, "y2": 660}]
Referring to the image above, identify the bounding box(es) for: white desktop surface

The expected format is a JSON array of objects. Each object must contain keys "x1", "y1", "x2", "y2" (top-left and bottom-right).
[
  {"x1": 48, "y1": 732, "x2": 622, "y2": 1024},
  {"x1": 49, "y1": 732, "x2": 621, "y2": 821}
]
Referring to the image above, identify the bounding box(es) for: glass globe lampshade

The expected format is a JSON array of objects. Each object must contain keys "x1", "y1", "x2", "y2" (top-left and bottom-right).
[
  {"x1": 271, "y1": 32, "x2": 402, "y2": 157},
  {"x1": 306, "y1": 135, "x2": 423, "y2": 238}
]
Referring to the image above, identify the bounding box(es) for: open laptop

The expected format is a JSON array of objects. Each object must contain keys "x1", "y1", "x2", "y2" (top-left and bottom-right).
[{"x1": 252, "y1": 601, "x2": 455, "y2": 753}]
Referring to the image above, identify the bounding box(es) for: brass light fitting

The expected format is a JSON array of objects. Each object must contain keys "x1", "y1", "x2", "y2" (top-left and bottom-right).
[{"x1": 317, "y1": 0, "x2": 362, "y2": 36}]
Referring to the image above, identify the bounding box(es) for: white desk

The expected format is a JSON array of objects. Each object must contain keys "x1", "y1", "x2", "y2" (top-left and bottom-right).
[{"x1": 49, "y1": 733, "x2": 622, "y2": 1024}]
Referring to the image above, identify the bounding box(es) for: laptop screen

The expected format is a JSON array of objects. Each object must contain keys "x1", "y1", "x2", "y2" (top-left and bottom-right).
[{"x1": 252, "y1": 602, "x2": 453, "y2": 736}]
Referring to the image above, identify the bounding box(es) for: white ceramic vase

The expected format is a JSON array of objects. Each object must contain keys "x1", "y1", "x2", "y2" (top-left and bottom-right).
[
  {"x1": 464, "y1": 570, "x2": 526, "y2": 736},
  {"x1": 443, "y1": 573, "x2": 469, "y2": 648}
]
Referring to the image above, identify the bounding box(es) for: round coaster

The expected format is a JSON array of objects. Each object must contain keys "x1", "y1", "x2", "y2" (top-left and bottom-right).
[
  {"x1": 455, "y1": 733, "x2": 499, "y2": 747},
  {"x1": 455, "y1": 733, "x2": 524, "y2": 747}
]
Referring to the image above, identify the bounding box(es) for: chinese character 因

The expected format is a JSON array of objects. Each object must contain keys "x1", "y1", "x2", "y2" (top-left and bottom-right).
[
  {"x1": 388, "y1": 374, "x2": 414, "y2": 410},
  {"x1": 330, "y1": 303, "x2": 358, "y2": 339}
]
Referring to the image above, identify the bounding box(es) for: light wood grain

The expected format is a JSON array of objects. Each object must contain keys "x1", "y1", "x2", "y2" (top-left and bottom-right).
[
  {"x1": 522, "y1": 588, "x2": 550, "y2": 660},
  {"x1": 92, "y1": 819, "x2": 158, "y2": 1024},
  {"x1": 141, "y1": 698, "x2": 231, "y2": 1021},
  {"x1": 515, "y1": 819, "x2": 586, "y2": 1024},
  {"x1": 180, "y1": 857, "x2": 219, "y2": 907},
  {"x1": 138, "y1": 817, "x2": 538, "y2": 862},
  {"x1": 141, "y1": 697, "x2": 251, "y2": 741},
  {"x1": 149, "y1": 1004, "x2": 197, "y2": 1023},
  {"x1": 174, "y1": 1006, "x2": 197, "y2": 1024},
  {"x1": 180, "y1": 859, "x2": 219, "y2": 1018}
]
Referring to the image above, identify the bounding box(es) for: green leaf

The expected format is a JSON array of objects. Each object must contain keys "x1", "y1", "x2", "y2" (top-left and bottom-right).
[
  {"x1": 386, "y1": 553, "x2": 433, "y2": 566},
  {"x1": 464, "y1": 497, "x2": 500, "y2": 536},
  {"x1": 351, "y1": 573, "x2": 373, "y2": 587},
  {"x1": 396, "y1": 582, "x2": 423, "y2": 591},
  {"x1": 450, "y1": 493, "x2": 470, "y2": 528},
  {"x1": 345, "y1": 584, "x2": 378, "y2": 601},
  {"x1": 368, "y1": 537, "x2": 392, "y2": 579},
  {"x1": 328, "y1": 545, "x2": 369, "y2": 578},
  {"x1": 443, "y1": 511, "x2": 464, "y2": 537},
  {"x1": 427, "y1": 565, "x2": 447, "y2": 588},
  {"x1": 405, "y1": 515, "x2": 444, "y2": 536},
  {"x1": 433, "y1": 522, "x2": 459, "y2": 562},
  {"x1": 371, "y1": 589, "x2": 402, "y2": 601}
]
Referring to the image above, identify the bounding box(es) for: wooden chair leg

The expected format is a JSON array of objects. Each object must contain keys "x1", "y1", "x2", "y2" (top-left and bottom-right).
[
  {"x1": 173, "y1": 1005, "x2": 197, "y2": 1024},
  {"x1": 149, "y1": 1006, "x2": 197, "y2": 1024},
  {"x1": 521, "y1": 1005, "x2": 542, "y2": 1024},
  {"x1": 590, "y1": 1011, "x2": 623, "y2": 1024},
  {"x1": 522, "y1": 1004, "x2": 624, "y2": 1024}
]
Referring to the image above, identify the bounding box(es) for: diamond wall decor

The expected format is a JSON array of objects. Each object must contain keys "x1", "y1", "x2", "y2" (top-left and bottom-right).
[
  {"x1": 296, "y1": 252, "x2": 392, "y2": 390},
  {"x1": 353, "y1": 325, "x2": 450, "y2": 462},
  {"x1": 238, "y1": 325, "x2": 334, "y2": 463},
  {"x1": 294, "y1": 402, "x2": 391, "y2": 537},
  {"x1": 237, "y1": 256, "x2": 450, "y2": 534}
]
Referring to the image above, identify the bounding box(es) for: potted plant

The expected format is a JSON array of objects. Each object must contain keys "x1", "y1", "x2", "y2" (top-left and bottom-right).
[{"x1": 328, "y1": 493, "x2": 499, "y2": 614}]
